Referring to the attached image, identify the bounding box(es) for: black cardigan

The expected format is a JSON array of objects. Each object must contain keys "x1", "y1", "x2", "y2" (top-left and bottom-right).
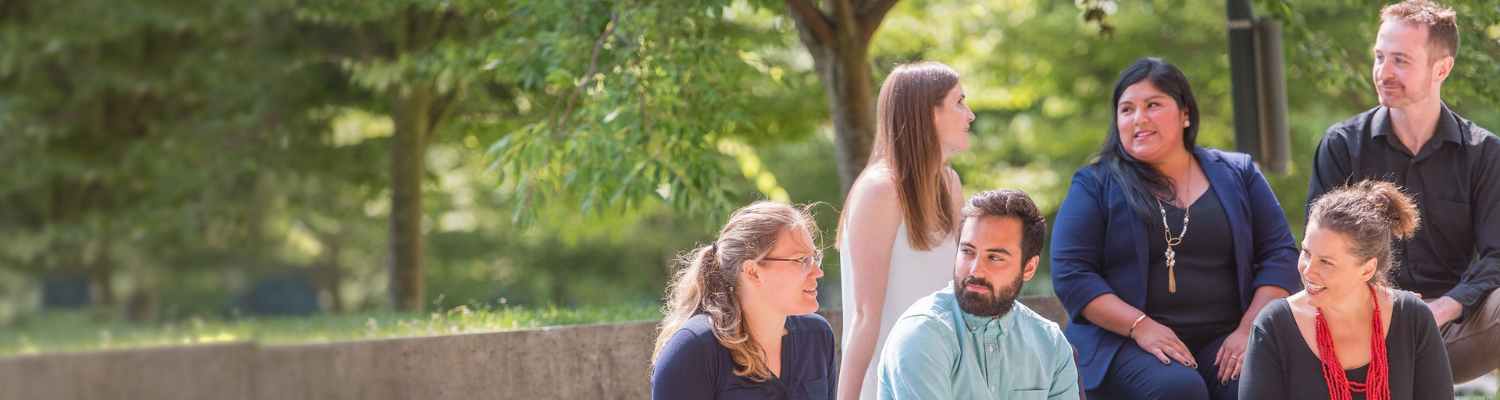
[{"x1": 1240, "y1": 291, "x2": 1452, "y2": 400}]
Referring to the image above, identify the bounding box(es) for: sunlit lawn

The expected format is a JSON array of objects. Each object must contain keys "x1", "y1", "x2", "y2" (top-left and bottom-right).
[{"x1": 0, "y1": 303, "x2": 662, "y2": 357}]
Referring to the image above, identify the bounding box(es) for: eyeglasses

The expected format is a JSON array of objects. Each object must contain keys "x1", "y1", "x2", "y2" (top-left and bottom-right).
[{"x1": 762, "y1": 250, "x2": 824, "y2": 275}]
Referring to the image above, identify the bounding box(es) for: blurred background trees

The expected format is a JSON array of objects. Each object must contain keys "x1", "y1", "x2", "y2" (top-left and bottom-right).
[{"x1": 0, "y1": 0, "x2": 1496, "y2": 325}]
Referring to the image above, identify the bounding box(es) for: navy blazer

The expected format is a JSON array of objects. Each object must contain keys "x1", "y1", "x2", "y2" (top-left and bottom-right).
[{"x1": 1049, "y1": 147, "x2": 1300, "y2": 389}]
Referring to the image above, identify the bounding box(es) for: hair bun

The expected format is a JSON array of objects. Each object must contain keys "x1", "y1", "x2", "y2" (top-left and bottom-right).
[{"x1": 1358, "y1": 180, "x2": 1421, "y2": 240}]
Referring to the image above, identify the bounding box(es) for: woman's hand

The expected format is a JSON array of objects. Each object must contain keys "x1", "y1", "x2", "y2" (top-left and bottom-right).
[
  {"x1": 1213, "y1": 327, "x2": 1249, "y2": 384},
  {"x1": 1130, "y1": 318, "x2": 1196, "y2": 368}
]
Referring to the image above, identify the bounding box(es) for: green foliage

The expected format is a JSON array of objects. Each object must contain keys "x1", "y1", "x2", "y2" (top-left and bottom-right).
[
  {"x1": 0, "y1": 0, "x2": 324, "y2": 281},
  {"x1": 418, "y1": 138, "x2": 720, "y2": 308},
  {"x1": 1258, "y1": 0, "x2": 1500, "y2": 114},
  {"x1": 4, "y1": 0, "x2": 1499, "y2": 323},
  {"x1": 296, "y1": 0, "x2": 500, "y2": 96},
  {"x1": 488, "y1": 0, "x2": 796, "y2": 227}
]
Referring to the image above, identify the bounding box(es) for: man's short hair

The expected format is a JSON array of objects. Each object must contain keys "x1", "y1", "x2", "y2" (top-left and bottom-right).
[
  {"x1": 1381, "y1": 0, "x2": 1459, "y2": 63},
  {"x1": 958, "y1": 189, "x2": 1047, "y2": 264}
]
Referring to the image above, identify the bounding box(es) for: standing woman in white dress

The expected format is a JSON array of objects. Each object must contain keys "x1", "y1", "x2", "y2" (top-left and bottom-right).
[{"x1": 836, "y1": 61, "x2": 973, "y2": 400}]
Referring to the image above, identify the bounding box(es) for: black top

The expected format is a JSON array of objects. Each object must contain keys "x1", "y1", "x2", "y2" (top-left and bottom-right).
[
  {"x1": 1309, "y1": 104, "x2": 1500, "y2": 321},
  {"x1": 1145, "y1": 185, "x2": 1242, "y2": 347},
  {"x1": 1240, "y1": 291, "x2": 1453, "y2": 400},
  {"x1": 651, "y1": 313, "x2": 838, "y2": 400}
]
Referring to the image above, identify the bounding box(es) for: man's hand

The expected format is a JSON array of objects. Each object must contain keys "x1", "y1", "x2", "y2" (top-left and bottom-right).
[{"x1": 1425, "y1": 296, "x2": 1463, "y2": 326}]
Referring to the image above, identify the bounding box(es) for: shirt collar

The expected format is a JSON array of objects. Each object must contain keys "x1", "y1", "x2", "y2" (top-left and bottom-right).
[
  {"x1": 1371, "y1": 103, "x2": 1465, "y2": 146},
  {"x1": 958, "y1": 300, "x2": 1018, "y2": 335}
]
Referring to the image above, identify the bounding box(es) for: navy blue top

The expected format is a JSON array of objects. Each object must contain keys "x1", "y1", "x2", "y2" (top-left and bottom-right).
[
  {"x1": 1050, "y1": 147, "x2": 1301, "y2": 389},
  {"x1": 651, "y1": 313, "x2": 838, "y2": 400},
  {"x1": 1144, "y1": 185, "x2": 1243, "y2": 348}
]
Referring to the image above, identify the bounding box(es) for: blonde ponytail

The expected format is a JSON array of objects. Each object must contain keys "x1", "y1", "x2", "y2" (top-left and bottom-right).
[{"x1": 651, "y1": 202, "x2": 818, "y2": 382}]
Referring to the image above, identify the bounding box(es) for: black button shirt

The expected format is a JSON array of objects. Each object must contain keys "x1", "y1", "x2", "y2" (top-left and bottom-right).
[{"x1": 1308, "y1": 104, "x2": 1500, "y2": 321}]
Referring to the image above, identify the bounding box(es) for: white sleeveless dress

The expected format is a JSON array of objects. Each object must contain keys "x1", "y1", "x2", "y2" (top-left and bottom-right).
[{"x1": 840, "y1": 220, "x2": 957, "y2": 400}]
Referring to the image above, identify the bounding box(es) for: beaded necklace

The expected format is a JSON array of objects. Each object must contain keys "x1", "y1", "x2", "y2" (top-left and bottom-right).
[{"x1": 1314, "y1": 284, "x2": 1389, "y2": 400}]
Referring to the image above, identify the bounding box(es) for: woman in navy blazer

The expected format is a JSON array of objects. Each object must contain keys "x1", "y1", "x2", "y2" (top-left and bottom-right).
[{"x1": 1050, "y1": 58, "x2": 1300, "y2": 400}]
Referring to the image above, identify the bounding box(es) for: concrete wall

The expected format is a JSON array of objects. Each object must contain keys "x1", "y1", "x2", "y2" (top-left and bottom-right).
[
  {"x1": 0, "y1": 342, "x2": 258, "y2": 400},
  {"x1": 0, "y1": 296, "x2": 1066, "y2": 400}
]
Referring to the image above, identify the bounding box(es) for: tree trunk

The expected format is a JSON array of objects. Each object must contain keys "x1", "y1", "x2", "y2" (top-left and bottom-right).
[
  {"x1": 322, "y1": 235, "x2": 343, "y2": 314},
  {"x1": 386, "y1": 88, "x2": 434, "y2": 312},
  {"x1": 782, "y1": 0, "x2": 897, "y2": 199},
  {"x1": 92, "y1": 255, "x2": 113, "y2": 307},
  {"x1": 812, "y1": 42, "x2": 876, "y2": 199},
  {"x1": 91, "y1": 230, "x2": 114, "y2": 307}
]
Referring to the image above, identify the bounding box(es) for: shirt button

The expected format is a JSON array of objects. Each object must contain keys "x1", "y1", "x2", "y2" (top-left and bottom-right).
[
  {"x1": 988, "y1": 346, "x2": 994, "y2": 352},
  {"x1": 991, "y1": 386, "x2": 997, "y2": 392}
]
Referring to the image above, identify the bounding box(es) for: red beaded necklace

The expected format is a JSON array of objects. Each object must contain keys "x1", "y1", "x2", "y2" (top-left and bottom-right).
[{"x1": 1314, "y1": 284, "x2": 1389, "y2": 400}]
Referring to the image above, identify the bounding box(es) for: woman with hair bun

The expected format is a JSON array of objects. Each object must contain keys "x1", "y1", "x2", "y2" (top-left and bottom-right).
[
  {"x1": 1241, "y1": 180, "x2": 1453, "y2": 399},
  {"x1": 651, "y1": 201, "x2": 837, "y2": 400}
]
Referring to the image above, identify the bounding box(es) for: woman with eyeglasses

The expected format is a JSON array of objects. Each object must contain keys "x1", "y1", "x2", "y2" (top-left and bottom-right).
[
  {"x1": 837, "y1": 61, "x2": 973, "y2": 400},
  {"x1": 652, "y1": 201, "x2": 837, "y2": 400}
]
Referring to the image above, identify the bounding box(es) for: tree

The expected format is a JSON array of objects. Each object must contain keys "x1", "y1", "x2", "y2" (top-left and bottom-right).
[
  {"x1": 781, "y1": 0, "x2": 900, "y2": 197},
  {"x1": 1256, "y1": 0, "x2": 1500, "y2": 111},
  {"x1": 0, "y1": 0, "x2": 312, "y2": 310},
  {"x1": 295, "y1": 0, "x2": 506, "y2": 311},
  {"x1": 488, "y1": 0, "x2": 775, "y2": 224},
  {"x1": 275, "y1": 109, "x2": 392, "y2": 313}
]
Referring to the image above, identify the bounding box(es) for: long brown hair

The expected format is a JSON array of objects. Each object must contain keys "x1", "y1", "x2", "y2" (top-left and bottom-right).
[
  {"x1": 1307, "y1": 180, "x2": 1421, "y2": 288},
  {"x1": 651, "y1": 201, "x2": 819, "y2": 382},
  {"x1": 848, "y1": 61, "x2": 961, "y2": 250}
]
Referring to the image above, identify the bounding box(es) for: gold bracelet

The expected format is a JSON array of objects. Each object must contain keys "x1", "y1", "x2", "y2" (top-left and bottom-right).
[{"x1": 1127, "y1": 314, "x2": 1148, "y2": 338}]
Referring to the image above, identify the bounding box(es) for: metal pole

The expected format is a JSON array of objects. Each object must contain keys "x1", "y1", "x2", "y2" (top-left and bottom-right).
[
  {"x1": 1227, "y1": 0, "x2": 1261, "y2": 160},
  {"x1": 1255, "y1": 18, "x2": 1290, "y2": 173}
]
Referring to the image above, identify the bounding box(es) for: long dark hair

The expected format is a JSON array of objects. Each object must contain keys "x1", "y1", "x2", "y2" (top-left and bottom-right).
[{"x1": 1093, "y1": 57, "x2": 1202, "y2": 221}]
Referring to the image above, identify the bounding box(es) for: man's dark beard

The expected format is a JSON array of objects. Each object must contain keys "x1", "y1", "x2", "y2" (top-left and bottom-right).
[{"x1": 954, "y1": 272, "x2": 1024, "y2": 318}]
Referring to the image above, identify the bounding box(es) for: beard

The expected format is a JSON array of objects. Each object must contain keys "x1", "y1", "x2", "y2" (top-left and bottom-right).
[
  {"x1": 954, "y1": 271, "x2": 1025, "y2": 319},
  {"x1": 1375, "y1": 76, "x2": 1431, "y2": 109}
]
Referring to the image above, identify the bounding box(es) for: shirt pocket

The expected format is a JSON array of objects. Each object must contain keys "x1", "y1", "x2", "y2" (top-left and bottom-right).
[
  {"x1": 1010, "y1": 389, "x2": 1049, "y2": 400},
  {"x1": 1429, "y1": 198, "x2": 1474, "y2": 264},
  {"x1": 800, "y1": 377, "x2": 829, "y2": 400}
]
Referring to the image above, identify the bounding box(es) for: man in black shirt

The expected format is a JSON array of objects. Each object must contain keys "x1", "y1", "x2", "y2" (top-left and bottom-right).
[{"x1": 1308, "y1": 0, "x2": 1500, "y2": 383}]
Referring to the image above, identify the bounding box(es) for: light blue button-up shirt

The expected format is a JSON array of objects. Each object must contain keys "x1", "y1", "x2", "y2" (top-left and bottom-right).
[{"x1": 877, "y1": 284, "x2": 1079, "y2": 400}]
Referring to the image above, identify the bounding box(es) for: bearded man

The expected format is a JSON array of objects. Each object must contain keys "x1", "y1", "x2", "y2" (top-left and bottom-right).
[{"x1": 877, "y1": 189, "x2": 1079, "y2": 399}]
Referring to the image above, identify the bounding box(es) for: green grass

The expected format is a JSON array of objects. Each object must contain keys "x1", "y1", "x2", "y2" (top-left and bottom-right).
[{"x1": 0, "y1": 303, "x2": 663, "y2": 357}]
